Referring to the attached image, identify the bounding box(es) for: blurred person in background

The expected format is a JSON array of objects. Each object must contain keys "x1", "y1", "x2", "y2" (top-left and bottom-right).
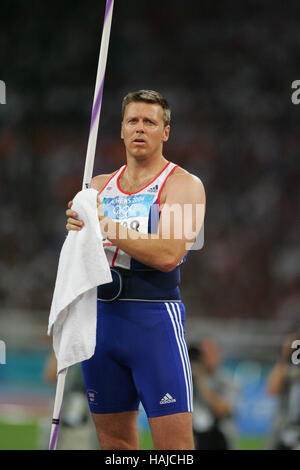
[
  {"x1": 43, "y1": 353, "x2": 99, "y2": 450},
  {"x1": 267, "y1": 332, "x2": 300, "y2": 450},
  {"x1": 189, "y1": 339, "x2": 238, "y2": 450}
]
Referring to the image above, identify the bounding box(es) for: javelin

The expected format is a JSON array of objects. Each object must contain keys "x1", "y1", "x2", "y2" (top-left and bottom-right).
[
  {"x1": 48, "y1": 0, "x2": 114, "y2": 450},
  {"x1": 83, "y1": 0, "x2": 115, "y2": 190}
]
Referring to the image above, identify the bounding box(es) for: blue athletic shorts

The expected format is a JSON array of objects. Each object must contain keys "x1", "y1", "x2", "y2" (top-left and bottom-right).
[{"x1": 81, "y1": 300, "x2": 193, "y2": 418}]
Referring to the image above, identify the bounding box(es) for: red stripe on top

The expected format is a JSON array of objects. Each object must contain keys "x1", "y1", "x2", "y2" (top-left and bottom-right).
[
  {"x1": 98, "y1": 169, "x2": 120, "y2": 196},
  {"x1": 116, "y1": 161, "x2": 171, "y2": 195},
  {"x1": 157, "y1": 165, "x2": 179, "y2": 213},
  {"x1": 111, "y1": 247, "x2": 119, "y2": 267}
]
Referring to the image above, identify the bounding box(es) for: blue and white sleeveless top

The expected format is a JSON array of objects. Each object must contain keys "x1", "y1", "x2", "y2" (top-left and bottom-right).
[{"x1": 99, "y1": 161, "x2": 186, "y2": 270}]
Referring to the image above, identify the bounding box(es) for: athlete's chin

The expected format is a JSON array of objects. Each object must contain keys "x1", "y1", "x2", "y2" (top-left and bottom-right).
[{"x1": 130, "y1": 149, "x2": 151, "y2": 159}]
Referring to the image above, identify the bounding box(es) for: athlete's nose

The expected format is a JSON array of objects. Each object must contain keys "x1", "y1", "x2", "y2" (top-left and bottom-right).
[{"x1": 136, "y1": 120, "x2": 145, "y2": 133}]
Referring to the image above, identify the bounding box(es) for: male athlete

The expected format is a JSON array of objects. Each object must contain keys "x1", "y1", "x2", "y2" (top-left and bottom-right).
[{"x1": 66, "y1": 90, "x2": 206, "y2": 450}]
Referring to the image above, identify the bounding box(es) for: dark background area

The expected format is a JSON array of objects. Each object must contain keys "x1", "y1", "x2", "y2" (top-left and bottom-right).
[{"x1": 0, "y1": 0, "x2": 299, "y2": 326}]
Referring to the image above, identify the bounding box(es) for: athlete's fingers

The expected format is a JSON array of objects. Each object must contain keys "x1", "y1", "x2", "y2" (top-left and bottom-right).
[
  {"x1": 66, "y1": 223, "x2": 82, "y2": 232},
  {"x1": 66, "y1": 208, "x2": 78, "y2": 218},
  {"x1": 65, "y1": 200, "x2": 83, "y2": 231},
  {"x1": 66, "y1": 200, "x2": 76, "y2": 217},
  {"x1": 68, "y1": 216, "x2": 84, "y2": 225},
  {"x1": 68, "y1": 217, "x2": 84, "y2": 227},
  {"x1": 66, "y1": 217, "x2": 84, "y2": 231}
]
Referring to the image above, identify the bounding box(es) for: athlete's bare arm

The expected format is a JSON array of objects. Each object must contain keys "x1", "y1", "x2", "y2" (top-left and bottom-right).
[{"x1": 98, "y1": 167, "x2": 205, "y2": 271}]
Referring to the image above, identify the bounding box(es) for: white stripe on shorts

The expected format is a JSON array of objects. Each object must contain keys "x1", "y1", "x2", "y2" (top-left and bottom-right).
[
  {"x1": 164, "y1": 302, "x2": 192, "y2": 412},
  {"x1": 173, "y1": 302, "x2": 193, "y2": 412}
]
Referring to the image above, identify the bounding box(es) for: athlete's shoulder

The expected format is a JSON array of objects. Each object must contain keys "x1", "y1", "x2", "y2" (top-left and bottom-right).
[
  {"x1": 168, "y1": 164, "x2": 205, "y2": 189},
  {"x1": 91, "y1": 170, "x2": 119, "y2": 193},
  {"x1": 160, "y1": 163, "x2": 205, "y2": 205}
]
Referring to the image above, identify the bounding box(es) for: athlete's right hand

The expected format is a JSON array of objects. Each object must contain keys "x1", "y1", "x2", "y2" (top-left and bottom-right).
[{"x1": 65, "y1": 200, "x2": 84, "y2": 231}]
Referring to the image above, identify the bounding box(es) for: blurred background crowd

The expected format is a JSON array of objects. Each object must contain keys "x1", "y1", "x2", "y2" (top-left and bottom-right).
[{"x1": 0, "y1": 0, "x2": 299, "y2": 450}]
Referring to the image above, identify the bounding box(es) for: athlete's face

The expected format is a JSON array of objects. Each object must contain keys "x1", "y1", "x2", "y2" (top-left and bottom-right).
[{"x1": 121, "y1": 102, "x2": 170, "y2": 158}]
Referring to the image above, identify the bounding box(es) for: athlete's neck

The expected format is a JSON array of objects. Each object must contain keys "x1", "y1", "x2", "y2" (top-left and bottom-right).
[{"x1": 124, "y1": 154, "x2": 169, "y2": 185}]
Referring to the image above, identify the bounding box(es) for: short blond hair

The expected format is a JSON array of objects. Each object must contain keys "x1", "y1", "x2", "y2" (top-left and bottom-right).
[{"x1": 122, "y1": 90, "x2": 171, "y2": 127}]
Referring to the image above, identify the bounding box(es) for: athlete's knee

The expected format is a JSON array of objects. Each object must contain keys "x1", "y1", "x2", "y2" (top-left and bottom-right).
[
  {"x1": 95, "y1": 425, "x2": 139, "y2": 450},
  {"x1": 92, "y1": 411, "x2": 139, "y2": 450},
  {"x1": 149, "y1": 412, "x2": 194, "y2": 450},
  {"x1": 153, "y1": 428, "x2": 194, "y2": 450},
  {"x1": 98, "y1": 435, "x2": 139, "y2": 450}
]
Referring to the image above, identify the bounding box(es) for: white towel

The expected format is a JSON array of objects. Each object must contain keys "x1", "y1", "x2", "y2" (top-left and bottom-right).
[{"x1": 48, "y1": 188, "x2": 112, "y2": 374}]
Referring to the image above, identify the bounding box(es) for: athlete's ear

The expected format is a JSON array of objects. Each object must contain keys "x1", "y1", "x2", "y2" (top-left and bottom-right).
[
  {"x1": 121, "y1": 122, "x2": 124, "y2": 140},
  {"x1": 162, "y1": 125, "x2": 170, "y2": 143}
]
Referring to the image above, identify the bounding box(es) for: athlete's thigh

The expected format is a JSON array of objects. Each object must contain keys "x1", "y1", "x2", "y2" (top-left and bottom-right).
[
  {"x1": 81, "y1": 302, "x2": 140, "y2": 414},
  {"x1": 92, "y1": 410, "x2": 139, "y2": 450},
  {"x1": 131, "y1": 301, "x2": 193, "y2": 418},
  {"x1": 149, "y1": 412, "x2": 194, "y2": 450}
]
